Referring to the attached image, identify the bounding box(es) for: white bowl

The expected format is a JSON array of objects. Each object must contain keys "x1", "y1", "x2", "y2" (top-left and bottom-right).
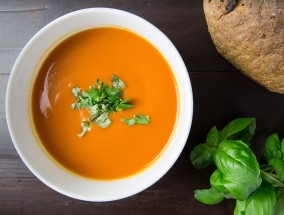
[{"x1": 6, "y1": 8, "x2": 193, "y2": 201}]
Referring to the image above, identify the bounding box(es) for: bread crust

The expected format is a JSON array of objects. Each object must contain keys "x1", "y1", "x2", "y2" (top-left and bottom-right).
[{"x1": 204, "y1": 0, "x2": 284, "y2": 93}]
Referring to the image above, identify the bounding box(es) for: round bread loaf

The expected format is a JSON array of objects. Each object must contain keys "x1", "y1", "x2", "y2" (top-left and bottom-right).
[{"x1": 204, "y1": 0, "x2": 284, "y2": 93}]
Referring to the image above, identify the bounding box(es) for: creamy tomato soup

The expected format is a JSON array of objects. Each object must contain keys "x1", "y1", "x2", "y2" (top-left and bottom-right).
[{"x1": 31, "y1": 27, "x2": 178, "y2": 180}]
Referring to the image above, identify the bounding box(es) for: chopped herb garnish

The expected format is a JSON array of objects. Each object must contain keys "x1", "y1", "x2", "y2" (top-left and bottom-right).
[
  {"x1": 116, "y1": 98, "x2": 134, "y2": 111},
  {"x1": 78, "y1": 121, "x2": 91, "y2": 138},
  {"x1": 71, "y1": 75, "x2": 149, "y2": 137},
  {"x1": 121, "y1": 118, "x2": 136, "y2": 126},
  {"x1": 90, "y1": 104, "x2": 100, "y2": 122},
  {"x1": 121, "y1": 114, "x2": 150, "y2": 126},
  {"x1": 93, "y1": 112, "x2": 111, "y2": 128},
  {"x1": 72, "y1": 86, "x2": 81, "y2": 98},
  {"x1": 112, "y1": 74, "x2": 125, "y2": 89}
]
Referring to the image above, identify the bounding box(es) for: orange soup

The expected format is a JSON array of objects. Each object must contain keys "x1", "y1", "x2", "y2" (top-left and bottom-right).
[{"x1": 31, "y1": 27, "x2": 178, "y2": 180}]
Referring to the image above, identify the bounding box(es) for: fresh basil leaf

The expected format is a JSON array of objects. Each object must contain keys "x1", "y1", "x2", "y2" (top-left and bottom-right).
[
  {"x1": 94, "y1": 113, "x2": 111, "y2": 128},
  {"x1": 212, "y1": 140, "x2": 262, "y2": 200},
  {"x1": 120, "y1": 118, "x2": 136, "y2": 126},
  {"x1": 265, "y1": 133, "x2": 282, "y2": 162},
  {"x1": 261, "y1": 171, "x2": 275, "y2": 185},
  {"x1": 209, "y1": 168, "x2": 261, "y2": 201},
  {"x1": 211, "y1": 165, "x2": 261, "y2": 201},
  {"x1": 194, "y1": 188, "x2": 225, "y2": 205},
  {"x1": 78, "y1": 121, "x2": 91, "y2": 138},
  {"x1": 206, "y1": 126, "x2": 219, "y2": 147},
  {"x1": 269, "y1": 159, "x2": 284, "y2": 182},
  {"x1": 212, "y1": 169, "x2": 262, "y2": 201},
  {"x1": 219, "y1": 118, "x2": 256, "y2": 145},
  {"x1": 121, "y1": 114, "x2": 150, "y2": 126},
  {"x1": 72, "y1": 86, "x2": 81, "y2": 98},
  {"x1": 190, "y1": 143, "x2": 216, "y2": 169},
  {"x1": 273, "y1": 189, "x2": 284, "y2": 215},
  {"x1": 112, "y1": 74, "x2": 125, "y2": 89},
  {"x1": 227, "y1": 121, "x2": 256, "y2": 146},
  {"x1": 234, "y1": 200, "x2": 246, "y2": 215},
  {"x1": 245, "y1": 185, "x2": 276, "y2": 215},
  {"x1": 281, "y1": 138, "x2": 284, "y2": 160},
  {"x1": 216, "y1": 140, "x2": 261, "y2": 178},
  {"x1": 261, "y1": 170, "x2": 284, "y2": 188},
  {"x1": 210, "y1": 169, "x2": 230, "y2": 195}
]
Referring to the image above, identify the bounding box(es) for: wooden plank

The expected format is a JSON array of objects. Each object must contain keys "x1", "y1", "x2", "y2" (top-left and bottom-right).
[
  {"x1": 0, "y1": 49, "x2": 21, "y2": 75},
  {"x1": 0, "y1": 165, "x2": 234, "y2": 215},
  {"x1": 0, "y1": 0, "x2": 236, "y2": 74}
]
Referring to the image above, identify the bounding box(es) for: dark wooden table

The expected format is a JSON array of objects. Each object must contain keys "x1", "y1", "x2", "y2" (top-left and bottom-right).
[{"x1": 1, "y1": 1, "x2": 284, "y2": 214}]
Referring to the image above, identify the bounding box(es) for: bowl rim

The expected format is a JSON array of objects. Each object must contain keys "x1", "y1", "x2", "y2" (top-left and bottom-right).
[{"x1": 5, "y1": 7, "x2": 193, "y2": 201}]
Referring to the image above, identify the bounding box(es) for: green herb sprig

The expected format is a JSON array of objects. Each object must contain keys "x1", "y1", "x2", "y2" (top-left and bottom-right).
[
  {"x1": 190, "y1": 118, "x2": 284, "y2": 215},
  {"x1": 121, "y1": 114, "x2": 150, "y2": 126},
  {"x1": 71, "y1": 75, "x2": 149, "y2": 137}
]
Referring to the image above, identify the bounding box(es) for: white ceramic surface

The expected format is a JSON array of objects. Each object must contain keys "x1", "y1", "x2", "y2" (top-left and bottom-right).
[{"x1": 6, "y1": 8, "x2": 193, "y2": 201}]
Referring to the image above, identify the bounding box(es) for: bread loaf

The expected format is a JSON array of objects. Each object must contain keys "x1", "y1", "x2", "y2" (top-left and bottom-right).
[{"x1": 204, "y1": 0, "x2": 284, "y2": 93}]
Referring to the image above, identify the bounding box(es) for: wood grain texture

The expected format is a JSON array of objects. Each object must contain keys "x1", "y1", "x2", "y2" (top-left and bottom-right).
[{"x1": 1, "y1": 0, "x2": 284, "y2": 214}]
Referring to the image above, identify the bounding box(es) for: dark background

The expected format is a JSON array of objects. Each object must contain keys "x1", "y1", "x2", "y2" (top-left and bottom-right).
[{"x1": 1, "y1": 1, "x2": 284, "y2": 214}]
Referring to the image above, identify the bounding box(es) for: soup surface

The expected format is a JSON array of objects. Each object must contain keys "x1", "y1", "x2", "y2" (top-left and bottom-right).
[{"x1": 31, "y1": 27, "x2": 178, "y2": 180}]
